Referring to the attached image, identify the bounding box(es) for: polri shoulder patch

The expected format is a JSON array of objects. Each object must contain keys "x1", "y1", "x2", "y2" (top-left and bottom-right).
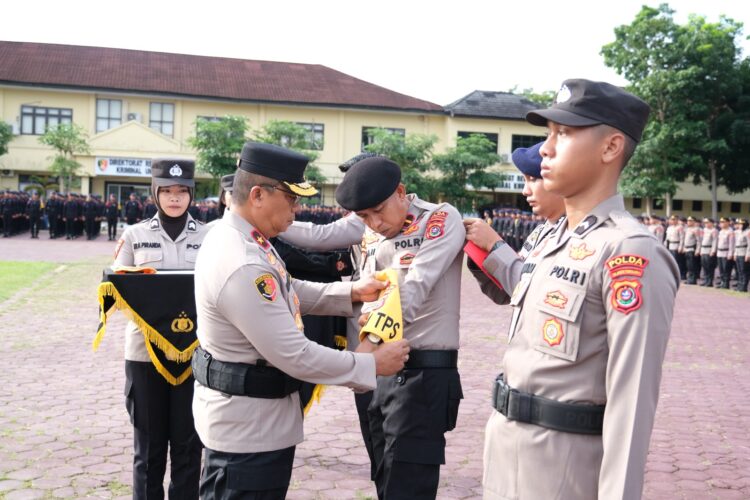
[
  {"x1": 610, "y1": 279, "x2": 643, "y2": 314},
  {"x1": 255, "y1": 273, "x2": 278, "y2": 302},
  {"x1": 425, "y1": 210, "x2": 448, "y2": 240},
  {"x1": 606, "y1": 254, "x2": 649, "y2": 279}
]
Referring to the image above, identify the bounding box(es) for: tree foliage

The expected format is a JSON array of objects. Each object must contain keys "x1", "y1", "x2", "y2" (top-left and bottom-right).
[
  {"x1": 509, "y1": 86, "x2": 556, "y2": 107},
  {"x1": 0, "y1": 121, "x2": 12, "y2": 157},
  {"x1": 432, "y1": 134, "x2": 502, "y2": 212},
  {"x1": 363, "y1": 128, "x2": 438, "y2": 199},
  {"x1": 38, "y1": 123, "x2": 90, "y2": 192},
  {"x1": 602, "y1": 3, "x2": 749, "y2": 217},
  {"x1": 252, "y1": 120, "x2": 326, "y2": 184},
  {"x1": 188, "y1": 115, "x2": 249, "y2": 179}
]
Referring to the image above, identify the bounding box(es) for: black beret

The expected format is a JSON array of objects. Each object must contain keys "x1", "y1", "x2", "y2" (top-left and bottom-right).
[
  {"x1": 511, "y1": 141, "x2": 543, "y2": 178},
  {"x1": 220, "y1": 173, "x2": 235, "y2": 193},
  {"x1": 339, "y1": 152, "x2": 380, "y2": 173},
  {"x1": 335, "y1": 157, "x2": 401, "y2": 211},
  {"x1": 527, "y1": 79, "x2": 650, "y2": 142},
  {"x1": 237, "y1": 142, "x2": 317, "y2": 197},
  {"x1": 151, "y1": 158, "x2": 195, "y2": 188}
]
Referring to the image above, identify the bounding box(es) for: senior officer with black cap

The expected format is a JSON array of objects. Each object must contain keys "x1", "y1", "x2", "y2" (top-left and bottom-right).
[
  {"x1": 113, "y1": 158, "x2": 209, "y2": 499},
  {"x1": 192, "y1": 142, "x2": 409, "y2": 499},
  {"x1": 464, "y1": 141, "x2": 565, "y2": 304},
  {"x1": 482, "y1": 80, "x2": 679, "y2": 500}
]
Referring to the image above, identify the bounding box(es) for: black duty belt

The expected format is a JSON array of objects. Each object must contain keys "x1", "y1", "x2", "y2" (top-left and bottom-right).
[
  {"x1": 192, "y1": 346, "x2": 301, "y2": 399},
  {"x1": 405, "y1": 349, "x2": 458, "y2": 369},
  {"x1": 491, "y1": 374, "x2": 605, "y2": 435},
  {"x1": 736, "y1": 245, "x2": 747, "y2": 249},
  {"x1": 684, "y1": 246, "x2": 696, "y2": 250},
  {"x1": 718, "y1": 248, "x2": 729, "y2": 251},
  {"x1": 701, "y1": 245, "x2": 712, "y2": 248}
]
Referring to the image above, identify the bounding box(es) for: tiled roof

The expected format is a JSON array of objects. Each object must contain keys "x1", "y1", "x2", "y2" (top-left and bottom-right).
[
  {"x1": 445, "y1": 90, "x2": 542, "y2": 120},
  {"x1": 0, "y1": 41, "x2": 443, "y2": 113}
]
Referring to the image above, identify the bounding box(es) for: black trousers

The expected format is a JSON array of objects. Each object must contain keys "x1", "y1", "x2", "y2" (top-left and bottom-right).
[
  {"x1": 685, "y1": 252, "x2": 699, "y2": 284},
  {"x1": 125, "y1": 361, "x2": 202, "y2": 500},
  {"x1": 368, "y1": 368, "x2": 462, "y2": 500},
  {"x1": 701, "y1": 255, "x2": 716, "y2": 286},
  {"x1": 669, "y1": 249, "x2": 685, "y2": 279},
  {"x1": 65, "y1": 218, "x2": 75, "y2": 238},
  {"x1": 718, "y1": 257, "x2": 731, "y2": 288},
  {"x1": 107, "y1": 218, "x2": 118, "y2": 239},
  {"x1": 736, "y1": 257, "x2": 748, "y2": 291},
  {"x1": 29, "y1": 216, "x2": 40, "y2": 237},
  {"x1": 200, "y1": 446, "x2": 295, "y2": 500},
  {"x1": 85, "y1": 217, "x2": 97, "y2": 239},
  {"x1": 2, "y1": 212, "x2": 10, "y2": 236},
  {"x1": 354, "y1": 390, "x2": 376, "y2": 480}
]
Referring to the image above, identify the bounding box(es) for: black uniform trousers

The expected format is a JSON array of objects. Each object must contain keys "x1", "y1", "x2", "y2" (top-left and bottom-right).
[
  {"x1": 718, "y1": 257, "x2": 731, "y2": 288},
  {"x1": 685, "y1": 251, "x2": 699, "y2": 284},
  {"x1": 368, "y1": 367, "x2": 462, "y2": 500},
  {"x1": 125, "y1": 361, "x2": 202, "y2": 500},
  {"x1": 200, "y1": 446, "x2": 295, "y2": 499},
  {"x1": 107, "y1": 217, "x2": 118, "y2": 240},
  {"x1": 85, "y1": 217, "x2": 97, "y2": 239},
  {"x1": 29, "y1": 215, "x2": 40, "y2": 237},
  {"x1": 65, "y1": 218, "x2": 76, "y2": 239},
  {"x1": 354, "y1": 390, "x2": 377, "y2": 480},
  {"x1": 735, "y1": 256, "x2": 748, "y2": 291},
  {"x1": 701, "y1": 255, "x2": 717, "y2": 286}
]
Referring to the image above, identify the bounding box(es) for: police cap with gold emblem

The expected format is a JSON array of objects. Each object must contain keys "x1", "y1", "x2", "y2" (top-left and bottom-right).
[
  {"x1": 237, "y1": 142, "x2": 317, "y2": 197},
  {"x1": 335, "y1": 156, "x2": 401, "y2": 211},
  {"x1": 151, "y1": 158, "x2": 196, "y2": 188},
  {"x1": 526, "y1": 79, "x2": 651, "y2": 142}
]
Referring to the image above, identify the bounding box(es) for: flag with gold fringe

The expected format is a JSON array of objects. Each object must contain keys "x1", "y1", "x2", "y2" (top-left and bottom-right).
[{"x1": 95, "y1": 267, "x2": 199, "y2": 386}]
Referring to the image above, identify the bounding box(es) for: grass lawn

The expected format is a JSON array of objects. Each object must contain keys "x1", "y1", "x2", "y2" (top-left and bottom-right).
[{"x1": 0, "y1": 261, "x2": 59, "y2": 302}]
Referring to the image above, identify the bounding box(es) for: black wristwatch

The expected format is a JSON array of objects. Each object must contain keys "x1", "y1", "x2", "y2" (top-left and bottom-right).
[{"x1": 490, "y1": 240, "x2": 506, "y2": 253}]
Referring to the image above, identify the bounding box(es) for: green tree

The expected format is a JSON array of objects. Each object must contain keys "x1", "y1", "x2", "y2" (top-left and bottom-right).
[
  {"x1": 188, "y1": 115, "x2": 249, "y2": 180},
  {"x1": 509, "y1": 86, "x2": 556, "y2": 107},
  {"x1": 432, "y1": 134, "x2": 501, "y2": 212},
  {"x1": 252, "y1": 120, "x2": 326, "y2": 185},
  {"x1": 0, "y1": 121, "x2": 12, "y2": 157},
  {"x1": 23, "y1": 174, "x2": 59, "y2": 196},
  {"x1": 602, "y1": 4, "x2": 747, "y2": 218},
  {"x1": 38, "y1": 123, "x2": 90, "y2": 192},
  {"x1": 363, "y1": 128, "x2": 438, "y2": 200}
]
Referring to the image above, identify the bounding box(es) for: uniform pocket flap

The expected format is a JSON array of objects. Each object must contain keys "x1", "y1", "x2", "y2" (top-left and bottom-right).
[
  {"x1": 134, "y1": 250, "x2": 162, "y2": 266},
  {"x1": 535, "y1": 286, "x2": 584, "y2": 322}
]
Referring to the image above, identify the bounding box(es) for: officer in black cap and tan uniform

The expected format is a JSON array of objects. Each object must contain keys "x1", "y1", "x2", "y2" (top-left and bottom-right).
[
  {"x1": 192, "y1": 142, "x2": 408, "y2": 499},
  {"x1": 114, "y1": 158, "x2": 209, "y2": 500},
  {"x1": 482, "y1": 79, "x2": 679, "y2": 499}
]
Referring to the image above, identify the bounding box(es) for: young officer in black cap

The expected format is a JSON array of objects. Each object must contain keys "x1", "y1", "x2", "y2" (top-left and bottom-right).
[
  {"x1": 482, "y1": 79, "x2": 679, "y2": 500},
  {"x1": 113, "y1": 158, "x2": 209, "y2": 500},
  {"x1": 192, "y1": 142, "x2": 408, "y2": 499}
]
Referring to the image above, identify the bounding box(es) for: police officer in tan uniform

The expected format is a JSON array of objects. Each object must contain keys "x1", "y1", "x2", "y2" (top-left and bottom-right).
[
  {"x1": 191, "y1": 142, "x2": 409, "y2": 499},
  {"x1": 716, "y1": 217, "x2": 736, "y2": 289},
  {"x1": 464, "y1": 141, "x2": 565, "y2": 303},
  {"x1": 682, "y1": 215, "x2": 702, "y2": 284},
  {"x1": 700, "y1": 218, "x2": 719, "y2": 287},
  {"x1": 482, "y1": 79, "x2": 680, "y2": 500},
  {"x1": 733, "y1": 218, "x2": 749, "y2": 292},
  {"x1": 114, "y1": 158, "x2": 209, "y2": 499},
  {"x1": 665, "y1": 214, "x2": 685, "y2": 279}
]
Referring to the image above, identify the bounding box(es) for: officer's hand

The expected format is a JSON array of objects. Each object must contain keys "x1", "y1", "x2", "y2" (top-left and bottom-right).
[
  {"x1": 373, "y1": 339, "x2": 410, "y2": 376},
  {"x1": 358, "y1": 312, "x2": 370, "y2": 327},
  {"x1": 464, "y1": 218, "x2": 502, "y2": 252},
  {"x1": 355, "y1": 338, "x2": 377, "y2": 353},
  {"x1": 351, "y1": 277, "x2": 387, "y2": 303}
]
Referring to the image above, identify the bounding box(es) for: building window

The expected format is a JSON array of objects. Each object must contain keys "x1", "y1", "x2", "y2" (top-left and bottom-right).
[
  {"x1": 361, "y1": 127, "x2": 405, "y2": 150},
  {"x1": 20, "y1": 106, "x2": 73, "y2": 135},
  {"x1": 652, "y1": 199, "x2": 664, "y2": 210},
  {"x1": 297, "y1": 122, "x2": 325, "y2": 150},
  {"x1": 717, "y1": 202, "x2": 723, "y2": 212},
  {"x1": 672, "y1": 199, "x2": 683, "y2": 211},
  {"x1": 511, "y1": 134, "x2": 546, "y2": 151},
  {"x1": 96, "y1": 99, "x2": 122, "y2": 133},
  {"x1": 692, "y1": 200, "x2": 702, "y2": 212},
  {"x1": 731, "y1": 202, "x2": 741, "y2": 213},
  {"x1": 632, "y1": 198, "x2": 642, "y2": 209},
  {"x1": 149, "y1": 102, "x2": 175, "y2": 136},
  {"x1": 458, "y1": 131, "x2": 498, "y2": 152}
]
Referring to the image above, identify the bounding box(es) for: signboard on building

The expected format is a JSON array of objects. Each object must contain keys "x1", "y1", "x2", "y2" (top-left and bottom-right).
[{"x1": 95, "y1": 157, "x2": 152, "y2": 177}]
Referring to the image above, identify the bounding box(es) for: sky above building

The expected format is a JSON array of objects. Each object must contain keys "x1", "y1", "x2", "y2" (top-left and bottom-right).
[{"x1": 3, "y1": 0, "x2": 749, "y2": 106}]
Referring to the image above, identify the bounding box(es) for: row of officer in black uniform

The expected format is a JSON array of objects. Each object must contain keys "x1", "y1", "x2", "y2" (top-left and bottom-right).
[{"x1": 482, "y1": 208, "x2": 545, "y2": 252}]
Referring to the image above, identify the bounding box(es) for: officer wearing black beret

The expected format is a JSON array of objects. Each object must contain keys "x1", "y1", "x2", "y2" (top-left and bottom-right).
[
  {"x1": 193, "y1": 142, "x2": 408, "y2": 499},
  {"x1": 114, "y1": 157, "x2": 209, "y2": 500}
]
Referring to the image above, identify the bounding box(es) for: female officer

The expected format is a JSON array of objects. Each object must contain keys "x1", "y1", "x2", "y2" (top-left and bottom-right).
[{"x1": 113, "y1": 158, "x2": 209, "y2": 499}]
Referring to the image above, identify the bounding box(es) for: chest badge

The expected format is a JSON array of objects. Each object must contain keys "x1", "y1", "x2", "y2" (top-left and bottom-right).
[
  {"x1": 542, "y1": 318, "x2": 564, "y2": 346},
  {"x1": 543, "y1": 290, "x2": 568, "y2": 309},
  {"x1": 569, "y1": 242, "x2": 595, "y2": 261}
]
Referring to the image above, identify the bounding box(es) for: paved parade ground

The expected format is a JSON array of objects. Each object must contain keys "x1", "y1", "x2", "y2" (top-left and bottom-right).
[{"x1": 1, "y1": 235, "x2": 749, "y2": 499}]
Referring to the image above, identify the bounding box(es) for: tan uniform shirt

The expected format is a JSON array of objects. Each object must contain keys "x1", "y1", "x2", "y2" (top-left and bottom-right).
[
  {"x1": 483, "y1": 195, "x2": 679, "y2": 500},
  {"x1": 647, "y1": 223, "x2": 664, "y2": 243},
  {"x1": 192, "y1": 211, "x2": 376, "y2": 454},
  {"x1": 683, "y1": 226, "x2": 701, "y2": 254},
  {"x1": 734, "y1": 229, "x2": 749, "y2": 259},
  {"x1": 664, "y1": 224, "x2": 684, "y2": 251},
  {"x1": 700, "y1": 227, "x2": 718, "y2": 255},
  {"x1": 717, "y1": 228, "x2": 735, "y2": 258},
  {"x1": 113, "y1": 214, "x2": 209, "y2": 361}
]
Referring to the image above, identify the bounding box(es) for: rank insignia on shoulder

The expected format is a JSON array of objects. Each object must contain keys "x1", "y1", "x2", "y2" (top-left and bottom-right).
[
  {"x1": 569, "y1": 242, "x2": 596, "y2": 261},
  {"x1": 574, "y1": 215, "x2": 597, "y2": 235},
  {"x1": 542, "y1": 318, "x2": 564, "y2": 346},
  {"x1": 610, "y1": 279, "x2": 642, "y2": 314},
  {"x1": 150, "y1": 218, "x2": 160, "y2": 230},
  {"x1": 606, "y1": 254, "x2": 649, "y2": 279},
  {"x1": 187, "y1": 220, "x2": 197, "y2": 232},
  {"x1": 255, "y1": 273, "x2": 278, "y2": 302},
  {"x1": 267, "y1": 252, "x2": 277, "y2": 265},
  {"x1": 251, "y1": 230, "x2": 270, "y2": 250}
]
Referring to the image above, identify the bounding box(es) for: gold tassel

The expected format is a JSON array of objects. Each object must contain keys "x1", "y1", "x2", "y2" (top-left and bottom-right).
[
  {"x1": 334, "y1": 335, "x2": 347, "y2": 349},
  {"x1": 143, "y1": 339, "x2": 194, "y2": 386},
  {"x1": 303, "y1": 384, "x2": 327, "y2": 416},
  {"x1": 93, "y1": 282, "x2": 118, "y2": 351}
]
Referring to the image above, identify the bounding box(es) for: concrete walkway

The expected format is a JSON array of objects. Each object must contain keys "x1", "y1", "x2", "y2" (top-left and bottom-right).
[{"x1": 0, "y1": 234, "x2": 748, "y2": 499}]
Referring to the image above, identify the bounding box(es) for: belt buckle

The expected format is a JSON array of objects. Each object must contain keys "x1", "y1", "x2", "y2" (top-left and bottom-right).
[{"x1": 492, "y1": 375, "x2": 511, "y2": 415}]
